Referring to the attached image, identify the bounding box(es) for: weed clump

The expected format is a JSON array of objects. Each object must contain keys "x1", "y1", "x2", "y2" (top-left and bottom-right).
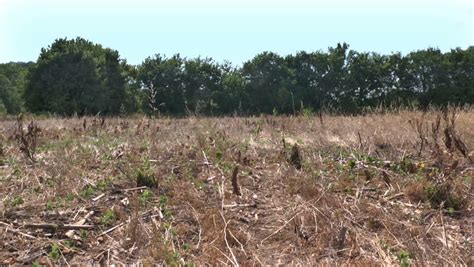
[
  {"x1": 136, "y1": 156, "x2": 157, "y2": 187},
  {"x1": 139, "y1": 189, "x2": 154, "y2": 206},
  {"x1": 406, "y1": 178, "x2": 466, "y2": 214},
  {"x1": 399, "y1": 156, "x2": 418, "y2": 174},
  {"x1": 136, "y1": 170, "x2": 157, "y2": 188},
  {"x1": 101, "y1": 208, "x2": 117, "y2": 226},
  {"x1": 48, "y1": 243, "x2": 61, "y2": 262},
  {"x1": 289, "y1": 144, "x2": 302, "y2": 170},
  {"x1": 424, "y1": 183, "x2": 466, "y2": 213},
  {"x1": 397, "y1": 250, "x2": 411, "y2": 267},
  {"x1": 14, "y1": 115, "x2": 40, "y2": 162}
]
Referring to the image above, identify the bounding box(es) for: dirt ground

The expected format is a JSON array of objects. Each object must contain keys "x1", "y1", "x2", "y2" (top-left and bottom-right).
[{"x1": 1, "y1": 110, "x2": 473, "y2": 265}]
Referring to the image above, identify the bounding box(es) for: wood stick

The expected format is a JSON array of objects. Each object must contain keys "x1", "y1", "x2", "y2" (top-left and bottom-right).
[
  {"x1": 231, "y1": 165, "x2": 241, "y2": 196},
  {"x1": 92, "y1": 193, "x2": 106, "y2": 201},
  {"x1": 24, "y1": 223, "x2": 96, "y2": 231},
  {"x1": 384, "y1": 192, "x2": 405, "y2": 201},
  {"x1": 121, "y1": 186, "x2": 148, "y2": 192},
  {"x1": 98, "y1": 221, "x2": 126, "y2": 236},
  {"x1": 0, "y1": 221, "x2": 37, "y2": 239},
  {"x1": 261, "y1": 211, "x2": 302, "y2": 245},
  {"x1": 223, "y1": 203, "x2": 256, "y2": 209},
  {"x1": 66, "y1": 210, "x2": 94, "y2": 238},
  {"x1": 220, "y1": 212, "x2": 239, "y2": 267}
]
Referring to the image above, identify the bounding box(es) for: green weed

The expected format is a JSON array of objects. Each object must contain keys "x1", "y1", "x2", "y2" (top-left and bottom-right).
[
  {"x1": 48, "y1": 243, "x2": 61, "y2": 262},
  {"x1": 397, "y1": 250, "x2": 411, "y2": 267},
  {"x1": 139, "y1": 189, "x2": 154, "y2": 206},
  {"x1": 80, "y1": 185, "x2": 95, "y2": 198},
  {"x1": 101, "y1": 209, "x2": 117, "y2": 226}
]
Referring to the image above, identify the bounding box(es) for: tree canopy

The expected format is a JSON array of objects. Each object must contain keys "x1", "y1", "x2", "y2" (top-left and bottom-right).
[
  {"x1": 24, "y1": 37, "x2": 132, "y2": 115},
  {"x1": 0, "y1": 62, "x2": 33, "y2": 114},
  {"x1": 0, "y1": 38, "x2": 471, "y2": 116}
]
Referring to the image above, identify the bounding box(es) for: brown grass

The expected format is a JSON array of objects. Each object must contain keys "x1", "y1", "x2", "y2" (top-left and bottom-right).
[{"x1": 0, "y1": 109, "x2": 473, "y2": 265}]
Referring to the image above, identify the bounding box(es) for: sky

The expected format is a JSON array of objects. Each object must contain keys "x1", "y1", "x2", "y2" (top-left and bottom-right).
[{"x1": 0, "y1": 0, "x2": 472, "y2": 66}]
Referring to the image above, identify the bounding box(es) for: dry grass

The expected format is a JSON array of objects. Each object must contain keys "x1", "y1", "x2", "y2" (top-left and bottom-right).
[{"x1": 0, "y1": 109, "x2": 473, "y2": 265}]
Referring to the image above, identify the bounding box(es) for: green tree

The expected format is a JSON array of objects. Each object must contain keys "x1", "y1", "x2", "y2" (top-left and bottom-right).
[
  {"x1": 433, "y1": 47, "x2": 474, "y2": 105},
  {"x1": 404, "y1": 48, "x2": 450, "y2": 107},
  {"x1": 182, "y1": 57, "x2": 222, "y2": 115},
  {"x1": 242, "y1": 52, "x2": 294, "y2": 114},
  {"x1": 25, "y1": 37, "x2": 129, "y2": 115},
  {"x1": 0, "y1": 62, "x2": 33, "y2": 114},
  {"x1": 130, "y1": 43, "x2": 473, "y2": 116},
  {"x1": 325, "y1": 43, "x2": 352, "y2": 112},
  {"x1": 345, "y1": 51, "x2": 392, "y2": 109},
  {"x1": 137, "y1": 54, "x2": 186, "y2": 115},
  {"x1": 286, "y1": 51, "x2": 332, "y2": 112},
  {"x1": 217, "y1": 62, "x2": 248, "y2": 115}
]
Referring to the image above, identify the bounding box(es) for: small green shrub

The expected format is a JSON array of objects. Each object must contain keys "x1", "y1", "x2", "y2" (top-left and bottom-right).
[
  {"x1": 136, "y1": 156, "x2": 157, "y2": 187},
  {"x1": 80, "y1": 185, "x2": 95, "y2": 198},
  {"x1": 96, "y1": 179, "x2": 109, "y2": 191},
  {"x1": 46, "y1": 200, "x2": 55, "y2": 210},
  {"x1": 399, "y1": 157, "x2": 417, "y2": 173},
  {"x1": 348, "y1": 159, "x2": 357, "y2": 169},
  {"x1": 139, "y1": 189, "x2": 154, "y2": 206},
  {"x1": 65, "y1": 193, "x2": 75, "y2": 202},
  {"x1": 424, "y1": 183, "x2": 465, "y2": 212},
  {"x1": 10, "y1": 196, "x2": 24, "y2": 207},
  {"x1": 136, "y1": 170, "x2": 157, "y2": 187},
  {"x1": 101, "y1": 209, "x2": 117, "y2": 226},
  {"x1": 272, "y1": 107, "x2": 279, "y2": 116},
  {"x1": 397, "y1": 250, "x2": 411, "y2": 267},
  {"x1": 48, "y1": 243, "x2": 61, "y2": 262},
  {"x1": 289, "y1": 144, "x2": 302, "y2": 170},
  {"x1": 301, "y1": 107, "x2": 314, "y2": 117},
  {"x1": 80, "y1": 229, "x2": 88, "y2": 240},
  {"x1": 64, "y1": 240, "x2": 76, "y2": 248}
]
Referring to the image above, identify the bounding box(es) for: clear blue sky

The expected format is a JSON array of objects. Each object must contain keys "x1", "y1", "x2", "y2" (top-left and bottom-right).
[{"x1": 0, "y1": 0, "x2": 472, "y2": 66}]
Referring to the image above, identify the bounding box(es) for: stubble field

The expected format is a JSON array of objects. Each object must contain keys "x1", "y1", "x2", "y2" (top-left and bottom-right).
[{"x1": 1, "y1": 109, "x2": 473, "y2": 265}]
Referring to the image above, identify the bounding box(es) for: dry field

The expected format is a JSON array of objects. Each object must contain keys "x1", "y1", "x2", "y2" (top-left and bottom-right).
[{"x1": 0, "y1": 109, "x2": 473, "y2": 265}]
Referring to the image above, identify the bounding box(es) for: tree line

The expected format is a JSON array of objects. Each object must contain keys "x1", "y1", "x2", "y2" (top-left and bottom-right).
[{"x1": 0, "y1": 37, "x2": 472, "y2": 116}]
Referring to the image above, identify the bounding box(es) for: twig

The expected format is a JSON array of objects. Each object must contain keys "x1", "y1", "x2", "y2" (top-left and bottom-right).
[
  {"x1": 98, "y1": 221, "x2": 126, "y2": 236},
  {"x1": 187, "y1": 203, "x2": 202, "y2": 250},
  {"x1": 24, "y1": 223, "x2": 96, "y2": 231},
  {"x1": 115, "y1": 186, "x2": 148, "y2": 193},
  {"x1": 92, "y1": 193, "x2": 106, "y2": 202},
  {"x1": 335, "y1": 226, "x2": 347, "y2": 253},
  {"x1": 66, "y1": 210, "x2": 94, "y2": 238},
  {"x1": 383, "y1": 192, "x2": 405, "y2": 201},
  {"x1": 260, "y1": 211, "x2": 302, "y2": 245},
  {"x1": 98, "y1": 209, "x2": 155, "y2": 237},
  {"x1": 380, "y1": 221, "x2": 405, "y2": 249},
  {"x1": 231, "y1": 165, "x2": 241, "y2": 195},
  {"x1": 72, "y1": 206, "x2": 86, "y2": 221},
  {"x1": 202, "y1": 150, "x2": 211, "y2": 166},
  {"x1": 440, "y1": 210, "x2": 448, "y2": 247},
  {"x1": 425, "y1": 221, "x2": 436, "y2": 235},
  {"x1": 0, "y1": 221, "x2": 37, "y2": 239},
  {"x1": 207, "y1": 175, "x2": 217, "y2": 181},
  {"x1": 371, "y1": 238, "x2": 392, "y2": 265},
  {"x1": 116, "y1": 164, "x2": 134, "y2": 181},
  {"x1": 228, "y1": 229, "x2": 247, "y2": 257},
  {"x1": 223, "y1": 203, "x2": 256, "y2": 209},
  {"x1": 16, "y1": 249, "x2": 44, "y2": 263},
  {"x1": 221, "y1": 175, "x2": 226, "y2": 212},
  {"x1": 58, "y1": 244, "x2": 71, "y2": 267},
  {"x1": 220, "y1": 212, "x2": 239, "y2": 267},
  {"x1": 211, "y1": 244, "x2": 235, "y2": 265}
]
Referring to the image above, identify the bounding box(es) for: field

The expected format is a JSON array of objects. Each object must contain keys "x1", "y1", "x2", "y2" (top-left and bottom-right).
[{"x1": 1, "y1": 110, "x2": 473, "y2": 265}]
